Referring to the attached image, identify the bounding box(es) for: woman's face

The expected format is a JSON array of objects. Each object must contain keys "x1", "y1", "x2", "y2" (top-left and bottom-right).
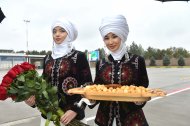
[
  {"x1": 103, "y1": 32, "x2": 121, "y2": 52},
  {"x1": 53, "y1": 26, "x2": 68, "y2": 44}
]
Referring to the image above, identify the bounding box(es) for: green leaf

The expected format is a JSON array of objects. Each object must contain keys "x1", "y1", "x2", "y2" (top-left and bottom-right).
[
  {"x1": 16, "y1": 81, "x2": 24, "y2": 86},
  {"x1": 59, "y1": 93, "x2": 66, "y2": 104},
  {"x1": 18, "y1": 86, "x2": 25, "y2": 89},
  {"x1": 41, "y1": 80, "x2": 47, "y2": 90},
  {"x1": 46, "y1": 112, "x2": 52, "y2": 120},
  {"x1": 36, "y1": 99, "x2": 47, "y2": 105},
  {"x1": 35, "y1": 82, "x2": 42, "y2": 90},
  {"x1": 39, "y1": 108, "x2": 47, "y2": 115},
  {"x1": 26, "y1": 80, "x2": 35, "y2": 88},
  {"x1": 8, "y1": 87, "x2": 18, "y2": 94},
  {"x1": 53, "y1": 101, "x2": 59, "y2": 107},
  {"x1": 45, "y1": 119, "x2": 50, "y2": 126},
  {"x1": 17, "y1": 75, "x2": 25, "y2": 82},
  {"x1": 47, "y1": 86, "x2": 57, "y2": 94},
  {"x1": 56, "y1": 108, "x2": 64, "y2": 116},
  {"x1": 14, "y1": 95, "x2": 27, "y2": 102},
  {"x1": 42, "y1": 91, "x2": 49, "y2": 99},
  {"x1": 51, "y1": 114, "x2": 58, "y2": 121},
  {"x1": 20, "y1": 91, "x2": 30, "y2": 96}
]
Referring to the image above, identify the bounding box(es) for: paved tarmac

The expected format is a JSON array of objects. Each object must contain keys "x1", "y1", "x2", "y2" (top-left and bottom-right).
[{"x1": 0, "y1": 68, "x2": 190, "y2": 126}]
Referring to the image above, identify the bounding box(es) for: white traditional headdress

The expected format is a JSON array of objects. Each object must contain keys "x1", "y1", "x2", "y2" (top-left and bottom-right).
[
  {"x1": 51, "y1": 18, "x2": 78, "y2": 59},
  {"x1": 99, "y1": 15, "x2": 129, "y2": 60}
]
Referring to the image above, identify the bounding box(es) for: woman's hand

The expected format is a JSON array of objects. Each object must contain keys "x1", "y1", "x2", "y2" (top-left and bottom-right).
[
  {"x1": 60, "y1": 110, "x2": 77, "y2": 125},
  {"x1": 24, "y1": 95, "x2": 36, "y2": 106}
]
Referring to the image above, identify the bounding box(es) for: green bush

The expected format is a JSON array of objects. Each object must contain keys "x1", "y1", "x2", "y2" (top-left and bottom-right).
[
  {"x1": 178, "y1": 56, "x2": 185, "y2": 66},
  {"x1": 149, "y1": 56, "x2": 156, "y2": 66},
  {"x1": 163, "y1": 55, "x2": 170, "y2": 66}
]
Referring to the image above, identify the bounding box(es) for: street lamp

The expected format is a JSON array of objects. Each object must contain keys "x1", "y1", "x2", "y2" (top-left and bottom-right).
[{"x1": 24, "y1": 20, "x2": 30, "y2": 62}]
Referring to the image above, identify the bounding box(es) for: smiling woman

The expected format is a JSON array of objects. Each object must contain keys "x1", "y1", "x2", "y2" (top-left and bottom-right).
[
  {"x1": 22, "y1": 17, "x2": 93, "y2": 126},
  {"x1": 52, "y1": 27, "x2": 68, "y2": 45},
  {"x1": 89, "y1": 14, "x2": 150, "y2": 126}
]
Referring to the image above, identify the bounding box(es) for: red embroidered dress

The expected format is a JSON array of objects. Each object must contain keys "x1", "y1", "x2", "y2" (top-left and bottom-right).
[{"x1": 93, "y1": 52, "x2": 149, "y2": 126}]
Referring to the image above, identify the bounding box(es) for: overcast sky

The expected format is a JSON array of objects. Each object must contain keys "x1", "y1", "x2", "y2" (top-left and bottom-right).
[{"x1": 0, "y1": 0, "x2": 190, "y2": 52}]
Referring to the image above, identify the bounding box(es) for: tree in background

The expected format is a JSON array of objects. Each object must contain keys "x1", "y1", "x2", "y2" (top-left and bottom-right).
[
  {"x1": 149, "y1": 56, "x2": 156, "y2": 66},
  {"x1": 144, "y1": 47, "x2": 157, "y2": 59},
  {"x1": 15, "y1": 50, "x2": 52, "y2": 55},
  {"x1": 98, "y1": 48, "x2": 106, "y2": 60},
  {"x1": 178, "y1": 55, "x2": 185, "y2": 66},
  {"x1": 28, "y1": 50, "x2": 40, "y2": 55},
  {"x1": 39, "y1": 50, "x2": 47, "y2": 55},
  {"x1": 0, "y1": 49, "x2": 14, "y2": 53},
  {"x1": 165, "y1": 48, "x2": 173, "y2": 58},
  {"x1": 173, "y1": 47, "x2": 190, "y2": 58},
  {"x1": 16, "y1": 50, "x2": 25, "y2": 53},
  {"x1": 144, "y1": 46, "x2": 190, "y2": 60},
  {"x1": 128, "y1": 41, "x2": 144, "y2": 56},
  {"x1": 46, "y1": 51, "x2": 52, "y2": 55},
  {"x1": 6, "y1": 42, "x2": 190, "y2": 63},
  {"x1": 163, "y1": 55, "x2": 170, "y2": 66}
]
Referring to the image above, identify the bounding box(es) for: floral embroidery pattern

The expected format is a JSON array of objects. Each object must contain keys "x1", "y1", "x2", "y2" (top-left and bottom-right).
[
  {"x1": 121, "y1": 65, "x2": 133, "y2": 85},
  {"x1": 94, "y1": 54, "x2": 149, "y2": 126},
  {"x1": 101, "y1": 65, "x2": 112, "y2": 83},
  {"x1": 59, "y1": 59, "x2": 70, "y2": 78},
  {"x1": 62, "y1": 77, "x2": 78, "y2": 94},
  {"x1": 44, "y1": 61, "x2": 54, "y2": 77}
]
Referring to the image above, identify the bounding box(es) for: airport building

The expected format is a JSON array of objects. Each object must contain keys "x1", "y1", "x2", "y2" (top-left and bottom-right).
[{"x1": 0, "y1": 52, "x2": 45, "y2": 69}]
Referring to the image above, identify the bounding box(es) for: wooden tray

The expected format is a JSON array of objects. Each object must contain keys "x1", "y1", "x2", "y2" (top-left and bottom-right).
[
  {"x1": 68, "y1": 88, "x2": 151, "y2": 102},
  {"x1": 85, "y1": 92, "x2": 151, "y2": 102},
  {"x1": 68, "y1": 88, "x2": 85, "y2": 94}
]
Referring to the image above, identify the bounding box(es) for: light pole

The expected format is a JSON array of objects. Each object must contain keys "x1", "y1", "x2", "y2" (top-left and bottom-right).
[{"x1": 24, "y1": 20, "x2": 30, "y2": 62}]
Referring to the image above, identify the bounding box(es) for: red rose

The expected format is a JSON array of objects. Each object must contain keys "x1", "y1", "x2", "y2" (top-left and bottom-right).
[
  {"x1": 7, "y1": 65, "x2": 25, "y2": 79},
  {"x1": 1, "y1": 82, "x2": 10, "y2": 88},
  {"x1": 12, "y1": 65, "x2": 24, "y2": 74},
  {"x1": 0, "y1": 86, "x2": 7, "y2": 100},
  {"x1": 20, "y1": 62, "x2": 35, "y2": 71},
  {"x1": 2, "y1": 74, "x2": 13, "y2": 85},
  {"x1": 7, "y1": 69, "x2": 17, "y2": 79}
]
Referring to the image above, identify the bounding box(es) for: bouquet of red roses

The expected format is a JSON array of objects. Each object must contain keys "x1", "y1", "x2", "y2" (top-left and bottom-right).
[{"x1": 0, "y1": 62, "x2": 88, "y2": 126}]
